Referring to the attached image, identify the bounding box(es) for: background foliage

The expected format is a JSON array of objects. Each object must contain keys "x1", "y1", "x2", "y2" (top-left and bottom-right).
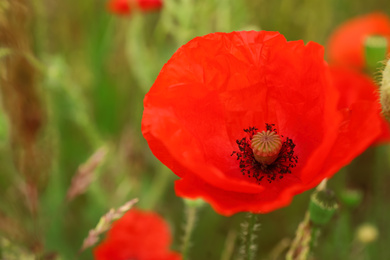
[{"x1": 0, "y1": 0, "x2": 390, "y2": 259}]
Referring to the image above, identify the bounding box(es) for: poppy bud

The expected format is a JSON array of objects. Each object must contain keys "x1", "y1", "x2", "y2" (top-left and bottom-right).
[
  {"x1": 309, "y1": 189, "x2": 338, "y2": 225},
  {"x1": 380, "y1": 59, "x2": 390, "y2": 121},
  {"x1": 340, "y1": 189, "x2": 363, "y2": 208},
  {"x1": 364, "y1": 35, "x2": 388, "y2": 72},
  {"x1": 251, "y1": 130, "x2": 282, "y2": 165}
]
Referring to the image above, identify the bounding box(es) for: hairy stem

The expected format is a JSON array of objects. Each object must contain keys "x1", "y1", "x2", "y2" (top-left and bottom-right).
[
  {"x1": 239, "y1": 213, "x2": 260, "y2": 260},
  {"x1": 286, "y1": 212, "x2": 311, "y2": 260},
  {"x1": 181, "y1": 201, "x2": 198, "y2": 260}
]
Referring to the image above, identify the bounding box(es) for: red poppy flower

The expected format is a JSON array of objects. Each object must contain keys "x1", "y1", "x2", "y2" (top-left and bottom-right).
[
  {"x1": 107, "y1": 0, "x2": 163, "y2": 15},
  {"x1": 330, "y1": 65, "x2": 390, "y2": 144},
  {"x1": 142, "y1": 31, "x2": 385, "y2": 215},
  {"x1": 93, "y1": 209, "x2": 181, "y2": 260},
  {"x1": 327, "y1": 12, "x2": 390, "y2": 70}
]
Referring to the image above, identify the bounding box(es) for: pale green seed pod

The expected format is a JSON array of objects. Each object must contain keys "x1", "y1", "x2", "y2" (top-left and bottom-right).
[
  {"x1": 309, "y1": 189, "x2": 338, "y2": 226},
  {"x1": 381, "y1": 59, "x2": 390, "y2": 121},
  {"x1": 340, "y1": 189, "x2": 363, "y2": 208},
  {"x1": 251, "y1": 130, "x2": 282, "y2": 165}
]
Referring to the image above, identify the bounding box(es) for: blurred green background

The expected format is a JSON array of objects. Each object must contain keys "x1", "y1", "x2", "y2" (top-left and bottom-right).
[{"x1": 0, "y1": 0, "x2": 390, "y2": 259}]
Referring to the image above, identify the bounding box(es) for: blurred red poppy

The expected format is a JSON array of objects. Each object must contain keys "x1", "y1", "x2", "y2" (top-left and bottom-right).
[
  {"x1": 327, "y1": 12, "x2": 390, "y2": 70},
  {"x1": 142, "y1": 31, "x2": 385, "y2": 215},
  {"x1": 107, "y1": 0, "x2": 163, "y2": 15},
  {"x1": 330, "y1": 65, "x2": 390, "y2": 143},
  {"x1": 94, "y1": 209, "x2": 181, "y2": 260}
]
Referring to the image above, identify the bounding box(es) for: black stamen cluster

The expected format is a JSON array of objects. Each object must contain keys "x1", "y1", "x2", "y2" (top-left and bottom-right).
[{"x1": 231, "y1": 124, "x2": 298, "y2": 183}]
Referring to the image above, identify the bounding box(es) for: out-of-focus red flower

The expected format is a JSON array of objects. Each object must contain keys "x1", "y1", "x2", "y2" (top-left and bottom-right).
[
  {"x1": 107, "y1": 0, "x2": 163, "y2": 15},
  {"x1": 94, "y1": 209, "x2": 181, "y2": 260},
  {"x1": 330, "y1": 65, "x2": 390, "y2": 143},
  {"x1": 327, "y1": 13, "x2": 390, "y2": 70},
  {"x1": 142, "y1": 31, "x2": 385, "y2": 215}
]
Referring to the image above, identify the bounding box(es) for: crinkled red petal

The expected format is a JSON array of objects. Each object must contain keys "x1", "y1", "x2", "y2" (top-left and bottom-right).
[{"x1": 143, "y1": 31, "x2": 330, "y2": 195}]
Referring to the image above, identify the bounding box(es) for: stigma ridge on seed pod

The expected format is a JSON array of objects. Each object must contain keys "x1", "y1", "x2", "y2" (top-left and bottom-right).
[
  {"x1": 251, "y1": 130, "x2": 282, "y2": 165},
  {"x1": 231, "y1": 124, "x2": 298, "y2": 183}
]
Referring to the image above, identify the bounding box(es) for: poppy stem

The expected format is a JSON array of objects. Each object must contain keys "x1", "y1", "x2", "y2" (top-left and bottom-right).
[
  {"x1": 286, "y1": 182, "x2": 338, "y2": 260},
  {"x1": 141, "y1": 164, "x2": 172, "y2": 210},
  {"x1": 181, "y1": 199, "x2": 202, "y2": 260},
  {"x1": 221, "y1": 229, "x2": 237, "y2": 260},
  {"x1": 239, "y1": 213, "x2": 260, "y2": 260},
  {"x1": 286, "y1": 211, "x2": 311, "y2": 260},
  {"x1": 380, "y1": 59, "x2": 390, "y2": 121}
]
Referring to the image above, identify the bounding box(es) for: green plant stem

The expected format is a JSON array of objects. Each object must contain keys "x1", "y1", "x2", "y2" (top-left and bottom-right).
[
  {"x1": 268, "y1": 238, "x2": 291, "y2": 260},
  {"x1": 310, "y1": 226, "x2": 320, "y2": 250},
  {"x1": 221, "y1": 229, "x2": 237, "y2": 260},
  {"x1": 32, "y1": 0, "x2": 47, "y2": 57},
  {"x1": 127, "y1": 13, "x2": 154, "y2": 92},
  {"x1": 246, "y1": 213, "x2": 258, "y2": 260},
  {"x1": 181, "y1": 203, "x2": 198, "y2": 260},
  {"x1": 286, "y1": 212, "x2": 311, "y2": 260},
  {"x1": 239, "y1": 213, "x2": 259, "y2": 260},
  {"x1": 142, "y1": 164, "x2": 172, "y2": 210}
]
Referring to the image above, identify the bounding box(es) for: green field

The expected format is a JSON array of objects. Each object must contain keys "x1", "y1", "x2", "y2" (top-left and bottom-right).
[{"x1": 1, "y1": 0, "x2": 390, "y2": 259}]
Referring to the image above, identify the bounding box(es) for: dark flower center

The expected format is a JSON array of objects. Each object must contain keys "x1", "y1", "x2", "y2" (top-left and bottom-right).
[{"x1": 231, "y1": 123, "x2": 298, "y2": 183}]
